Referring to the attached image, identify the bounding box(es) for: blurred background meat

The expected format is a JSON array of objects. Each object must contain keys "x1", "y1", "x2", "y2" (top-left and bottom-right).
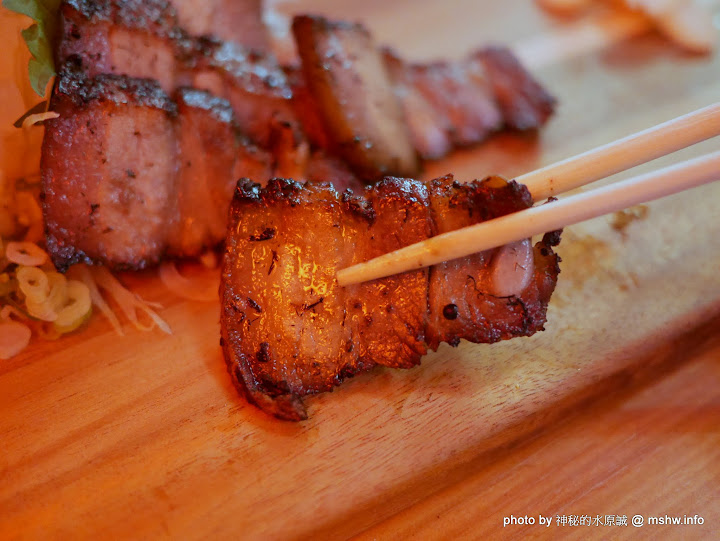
[{"x1": 42, "y1": 1, "x2": 556, "y2": 269}]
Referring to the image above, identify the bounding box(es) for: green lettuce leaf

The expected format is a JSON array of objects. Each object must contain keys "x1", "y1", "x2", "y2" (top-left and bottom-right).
[{"x1": 3, "y1": 0, "x2": 62, "y2": 96}]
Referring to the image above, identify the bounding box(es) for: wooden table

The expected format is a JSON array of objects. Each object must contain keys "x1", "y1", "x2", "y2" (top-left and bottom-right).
[{"x1": 2, "y1": 1, "x2": 719, "y2": 539}]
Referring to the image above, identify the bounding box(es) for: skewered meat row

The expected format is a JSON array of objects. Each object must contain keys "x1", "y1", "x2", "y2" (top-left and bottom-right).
[
  {"x1": 220, "y1": 175, "x2": 561, "y2": 420},
  {"x1": 43, "y1": 2, "x2": 556, "y2": 269},
  {"x1": 57, "y1": 3, "x2": 555, "y2": 167},
  {"x1": 293, "y1": 15, "x2": 555, "y2": 176}
]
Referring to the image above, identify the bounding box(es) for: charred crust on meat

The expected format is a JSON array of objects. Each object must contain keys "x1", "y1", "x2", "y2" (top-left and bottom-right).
[
  {"x1": 175, "y1": 88, "x2": 236, "y2": 124},
  {"x1": 256, "y1": 342, "x2": 271, "y2": 363},
  {"x1": 542, "y1": 229, "x2": 562, "y2": 247},
  {"x1": 257, "y1": 376, "x2": 292, "y2": 397},
  {"x1": 64, "y1": 0, "x2": 178, "y2": 35},
  {"x1": 234, "y1": 179, "x2": 262, "y2": 201},
  {"x1": 249, "y1": 227, "x2": 276, "y2": 242},
  {"x1": 442, "y1": 303, "x2": 459, "y2": 320},
  {"x1": 268, "y1": 250, "x2": 279, "y2": 275},
  {"x1": 55, "y1": 64, "x2": 177, "y2": 114},
  {"x1": 246, "y1": 297, "x2": 262, "y2": 313}
]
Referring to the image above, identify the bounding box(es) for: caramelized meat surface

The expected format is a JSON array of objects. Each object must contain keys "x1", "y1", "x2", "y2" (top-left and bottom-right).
[
  {"x1": 58, "y1": 0, "x2": 296, "y2": 144},
  {"x1": 42, "y1": 72, "x2": 177, "y2": 269},
  {"x1": 42, "y1": 68, "x2": 278, "y2": 269},
  {"x1": 220, "y1": 176, "x2": 561, "y2": 420},
  {"x1": 292, "y1": 15, "x2": 420, "y2": 181},
  {"x1": 385, "y1": 47, "x2": 556, "y2": 159}
]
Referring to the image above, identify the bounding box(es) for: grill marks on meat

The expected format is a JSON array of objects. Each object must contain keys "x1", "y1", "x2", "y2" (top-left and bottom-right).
[
  {"x1": 42, "y1": 68, "x2": 275, "y2": 269},
  {"x1": 220, "y1": 176, "x2": 561, "y2": 420}
]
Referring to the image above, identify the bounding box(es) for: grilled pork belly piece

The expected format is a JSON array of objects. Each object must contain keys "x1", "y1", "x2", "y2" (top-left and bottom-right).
[
  {"x1": 384, "y1": 47, "x2": 556, "y2": 160},
  {"x1": 292, "y1": 15, "x2": 420, "y2": 182},
  {"x1": 42, "y1": 72, "x2": 177, "y2": 269},
  {"x1": 41, "y1": 68, "x2": 278, "y2": 269},
  {"x1": 60, "y1": 0, "x2": 268, "y2": 70},
  {"x1": 168, "y1": 89, "x2": 274, "y2": 257},
  {"x1": 292, "y1": 13, "x2": 555, "y2": 169},
  {"x1": 59, "y1": 0, "x2": 182, "y2": 93},
  {"x1": 220, "y1": 176, "x2": 561, "y2": 420}
]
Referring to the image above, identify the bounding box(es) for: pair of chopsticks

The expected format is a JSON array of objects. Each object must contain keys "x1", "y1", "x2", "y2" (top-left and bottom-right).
[{"x1": 337, "y1": 103, "x2": 720, "y2": 286}]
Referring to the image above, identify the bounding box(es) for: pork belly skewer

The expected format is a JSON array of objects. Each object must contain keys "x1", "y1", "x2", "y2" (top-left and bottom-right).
[
  {"x1": 220, "y1": 175, "x2": 561, "y2": 421},
  {"x1": 338, "y1": 104, "x2": 720, "y2": 285}
]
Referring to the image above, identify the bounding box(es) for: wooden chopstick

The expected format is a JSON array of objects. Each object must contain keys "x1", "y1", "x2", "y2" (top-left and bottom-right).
[
  {"x1": 337, "y1": 151, "x2": 719, "y2": 286},
  {"x1": 336, "y1": 104, "x2": 720, "y2": 287},
  {"x1": 520, "y1": 102, "x2": 720, "y2": 201}
]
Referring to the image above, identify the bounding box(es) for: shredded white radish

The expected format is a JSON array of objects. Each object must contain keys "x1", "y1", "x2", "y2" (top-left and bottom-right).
[
  {"x1": 71, "y1": 265, "x2": 125, "y2": 336},
  {"x1": 90, "y1": 266, "x2": 172, "y2": 334},
  {"x1": 5, "y1": 241, "x2": 48, "y2": 266},
  {"x1": 159, "y1": 261, "x2": 218, "y2": 302},
  {"x1": 0, "y1": 320, "x2": 32, "y2": 359},
  {"x1": 21, "y1": 111, "x2": 59, "y2": 130}
]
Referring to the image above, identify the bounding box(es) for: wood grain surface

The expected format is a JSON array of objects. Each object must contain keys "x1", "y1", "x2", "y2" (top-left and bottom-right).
[{"x1": 1, "y1": 1, "x2": 719, "y2": 539}]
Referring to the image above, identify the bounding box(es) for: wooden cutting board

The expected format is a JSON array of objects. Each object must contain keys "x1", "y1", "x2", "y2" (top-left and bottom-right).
[{"x1": 1, "y1": 1, "x2": 719, "y2": 539}]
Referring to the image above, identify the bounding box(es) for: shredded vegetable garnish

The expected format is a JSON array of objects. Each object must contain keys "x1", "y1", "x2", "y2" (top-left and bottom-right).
[
  {"x1": 21, "y1": 110, "x2": 58, "y2": 129},
  {"x1": 6, "y1": 240, "x2": 47, "y2": 265},
  {"x1": 89, "y1": 266, "x2": 172, "y2": 335},
  {"x1": 536, "y1": 0, "x2": 716, "y2": 53}
]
